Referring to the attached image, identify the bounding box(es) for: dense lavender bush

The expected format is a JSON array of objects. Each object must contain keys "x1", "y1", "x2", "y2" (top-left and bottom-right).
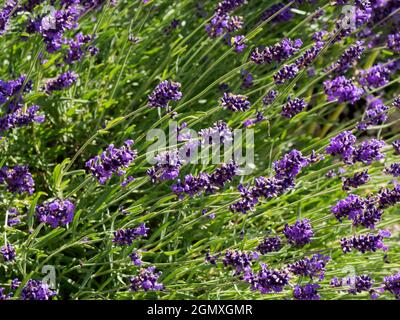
[{"x1": 0, "y1": 0, "x2": 399, "y2": 301}]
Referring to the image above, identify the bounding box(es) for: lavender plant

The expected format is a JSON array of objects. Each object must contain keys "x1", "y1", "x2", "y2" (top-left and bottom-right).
[{"x1": 0, "y1": 0, "x2": 400, "y2": 301}]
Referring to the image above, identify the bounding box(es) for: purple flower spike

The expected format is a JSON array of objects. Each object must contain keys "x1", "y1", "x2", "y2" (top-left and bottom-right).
[
  {"x1": 46, "y1": 71, "x2": 78, "y2": 93},
  {"x1": 262, "y1": 90, "x2": 278, "y2": 106},
  {"x1": 113, "y1": 223, "x2": 149, "y2": 246},
  {"x1": 220, "y1": 92, "x2": 250, "y2": 112},
  {"x1": 244, "y1": 263, "x2": 290, "y2": 294},
  {"x1": 357, "y1": 97, "x2": 389, "y2": 131},
  {"x1": 251, "y1": 38, "x2": 302, "y2": 65},
  {"x1": 148, "y1": 80, "x2": 182, "y2": 109},
  {"x1": 327, "y1": 41, "x2": 364, "y2": 74},
  {"x1": 281, "y1": 97, "x2": 307, "y2": 118},
  {"x1": 216, "y1": 0, "x2": 247, "y2": 14},
  {"x1": 0, "y1": 165, "x2": 35, "y2": 194},
  {"x1": 274, "y1": 64, "x2": 299, "y2": 85},
  {"x1": 352, "y1": 139, "x2": 385, "y2": 164},
  {"x1": 257, "y1": 236, "x2": 282, "y2": 254},
  {"x1": 387, "y1": 33, "x2": 400, "y2": 53},
  {"x1": 377, "y1": 184, "x2": 400, "y2": 209},
  {"x1": 0, "y1": 105, "x2": 45, "y2": 133},
  {"x1": 382, "y1": 272, "x2": 400, "y2": 299},
  {"x1": 260, "y1": 3, "x2": 293, "y2": 23},
  {"x1": 323, "y1": 76, "x2": 363, "y2": 103},
  {"x1": 1, "y1": 244, "x2": 16, "y2": 262},
  {"x1": 341, "y1": 230, "x2": 391, "y2": 253},
  {"x1": 342, "y1": 170, "x2": 370, "y2": 190},
  {"x1": 359, "y1": 64, "x2": 391, "y2": 88},
  {"x1": 86, "y1": 140, "x2": 137, "y2": 184},
  {"x1": 331, "y1": 194, "x2": 365, "y2": 222},
  {"x1": 385, "y1": 163, "x2": 400, "y2": 177},
  {"x1": 273, "y1": 149, "x2": 310, "y2": 182},
  {"x1": 21, "y1": 279, "x2": 56, "y2": 300},
  {"x1": 293, "y1": 284, "x2": 320, "y2": 300},
  {"x1": 130, "y1": 266, "x2": 164, "y2": 292},
  {"x1": 348, "y1": 275, "x2": 373, "y2": 294},
  {"x1": 231, "y1": 35, "x2": 246, "y2": 52},
  {"x1": 129, "y1": 251, "x2": 142, "y2": 266},
  {"x1": 223, "y1": 249, "x2": 258, "y2": 275},
  {"x1": 392, "y1": 140, "x2": 400, "y2": 155},
  {"x1": 288, "y1": 254, "x2": 330, "y2": 280},
  {"x1": 36, "y1": 198, "x2": 75, "y2": 228},
  {"x1": 283, "y1": 219, "x2": 313, "y2": 247},
  {"x1": 332, "y1": 194, "x2": 383, "y2": 229},
  {"x1": 325, "y1": 131, "x2": 356, "y2": 163},
  {"x1": 64, "y1": 33, "x2": 93, "y2": 64},
  {"x1": 147, "y1": 149, "x2": 183, "y2": 183}
]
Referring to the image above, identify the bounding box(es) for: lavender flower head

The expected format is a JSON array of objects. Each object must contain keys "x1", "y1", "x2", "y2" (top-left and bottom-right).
[
  {"x1": 359, "y1": 64, "x2": 391, "y2": 88},
  {"x1": 32, "y1": 5, "x2": 80, "y2": 53},
  {"x1": 251, "y1": 38, "x2": 302, "y2": 64},
  {"x1": 0, "y1": 165, "x2": 35, "y2": 194},
  {"x1": 332, "y1": 194, "x2": 383, "y2": 229},
  {"x1": 283, "y1": 219, "x2": 314, "y2": 247},
  {"x1": 288, "y1": 254, "x2": 331, "y2": 280},
  {"x1": 274, "y1": 64, "x2": 299, "y2": 85},
  {"x1": 148, "y1": 80, "x2": 182, "y2": 109},
  {"x1": 331, "y1": 194, "x2": 365, "y2": 223},
  {"x1": 377, "y1": 184, "x2": 400, "y2": 209},
  {"x1": 257, "y1": 236, "x2": 282, "y2": 254},
  {"x1": 205, "y1": 13, "x2": 230, "y2": 38},
  {"x1": 21, "y1": 279, "x2": 56, "y2": 300},
  {"x1": 357, "y1": 97, "x2": 389, "y2": 131},
  {"x1": 220, "y1": 92, "x2": 250, "y2": 112},
  {"x1": 382, "y1": 272, "x2": 400, "y2": 299},
  {"x1": 86, "y1": 140, "x2": 137, "y2": 184},
  {"x1": 129, "y1": 251, "x2": 142, "y2": 266},
  {"x1": 130, "y1": 266, "x2": 164, "y2": 292},
  {"x1": 198, "y1": 121, "x2": 233, "y2": 145},
  {"x1": 262, "y1": 90, "x2": 278, "y2": 106},
  {"x1": 348, "y1": 275, "x2": 373, "y2": 294},
  {"x1": 222, "y1": 249, "x2": 258, "y2": 275},
  {"x1": 342, "y1": 170, "x2": 370, "y2": 191},
  {"x1": 341, "y1": 230, "x2": 391, "y2": 253},
  {"x1": 273, "y1": 149, "x2": 310, "y2": 181},
  {"x1": 1, "y1": 244, "x2": 16, "y2": 262},
  {"x1": 324, "y1": 76, "x2": 363, "y2": 103},
  {"x1": 215, "y1": 0, "x2": 247, "y2": 14},
  {"x1": 293, "y1": 284, "x2": 320, "y2": 300},
  {"x1": 36, "y1": 198, "x2": 75, "y2": 228},
  {"x1": 244, "y1": 263, "x2": 290, "y2": 294},
  {"x1": 46, "y1": 71, "x2": 78, "y2": 93},
  {"x1": 172, "y1": 162, "x2": 237, "y2": 198},
  {"x1": 352, "y1": 139, "x2": 385, "y2": 164},
  {"x1": 385, "y1": 163, "x2": 400, "y2": 177},
  {"x1": 63, "y1": 33, "x2": 93, "y2": 64},
  {"x1": 0, "y1": 105, "x2": 45, "y2": 133},
  {"x1": 392, "y1": 140, "x2": 400, "y2": 155},
  {"x1": 387, "y1": 33, "x2": 400, "y2": 53},
  {"x1": 281, "y1": 97, "x2": 307, "y2": 118},
  {"x1": 0, "y1": 1, "x2": 17, "y2": 36},
  {"x1": 147, "y1": 149, "x2": 182, "y2": 183},
  {"x1": 325, "y1": 131, "x2": 356, "y2": 163},
  {"x1": 393, "y1": 96, "x2": 400, "y2": 109},
  {"x1": 260, "y1": 3, "x2": 293, "y2": 24},
  {"x1": 113, "y1": 223, "x2": 149, "y2": 246},
  {"x1": 327, "y1": 41, "x2": 365, "y2": 74},
  {"x1": 231, "y1": 35, "x2": 246, "y2": 52}
]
